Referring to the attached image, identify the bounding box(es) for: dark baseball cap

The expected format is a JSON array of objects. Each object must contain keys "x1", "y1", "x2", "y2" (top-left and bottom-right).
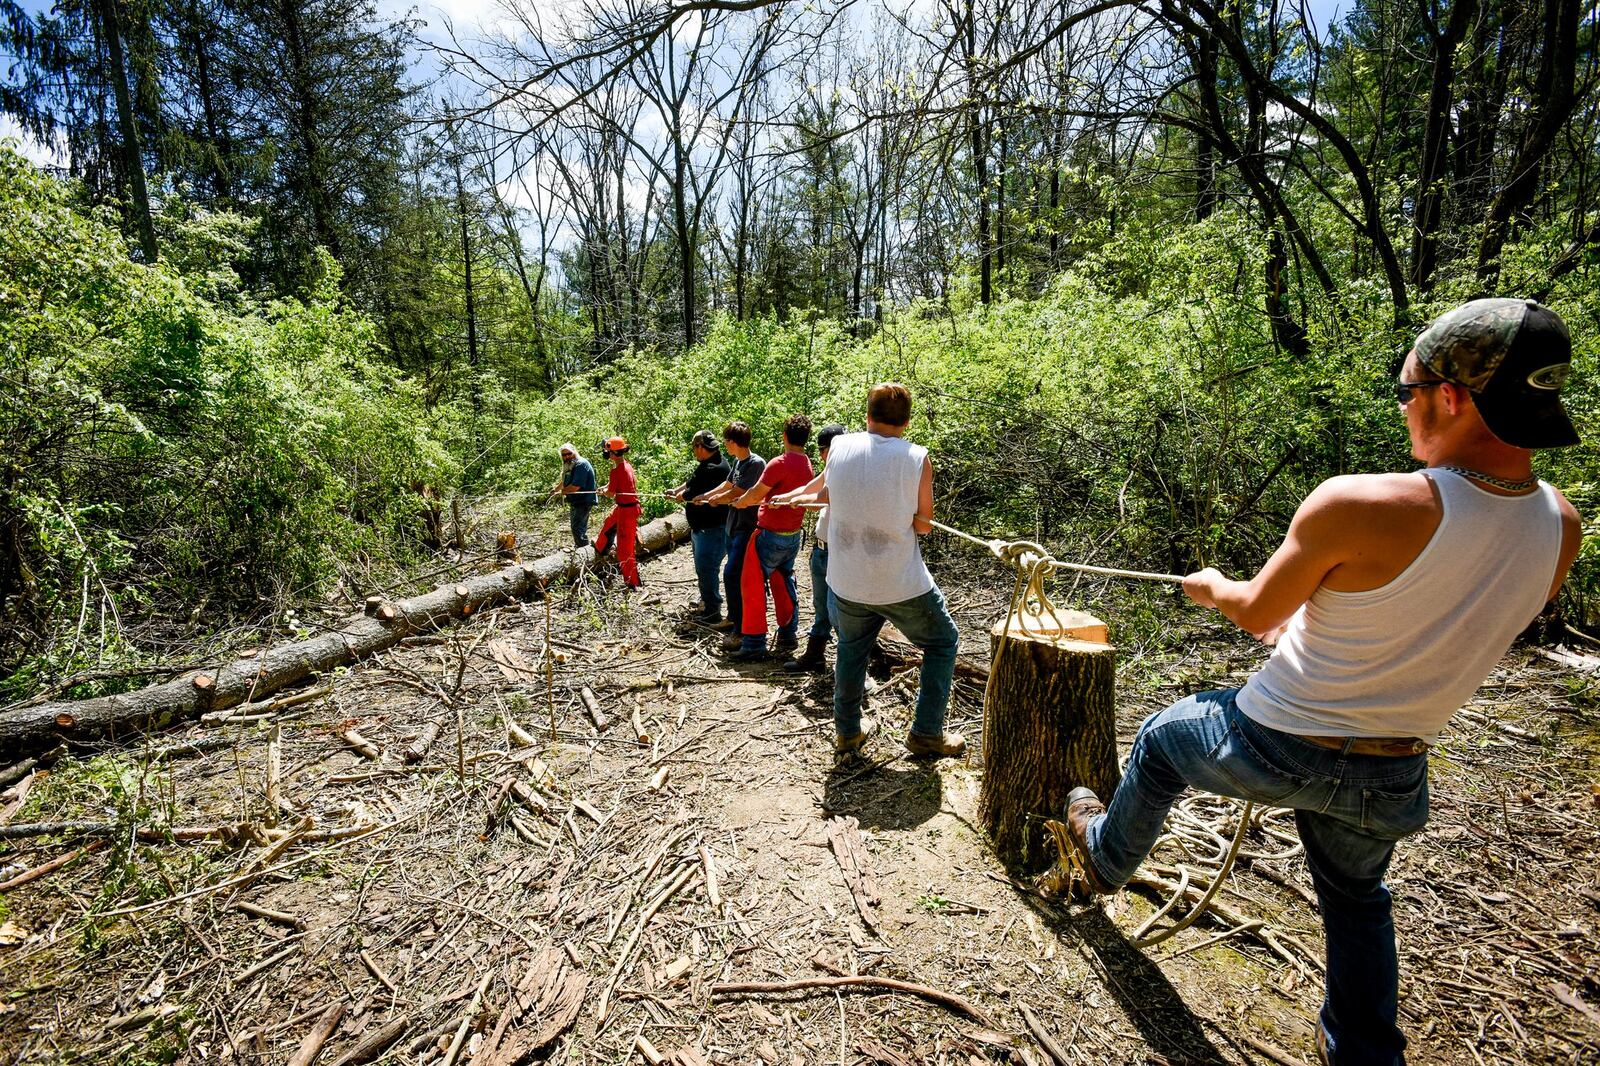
[
  {"x1": 1413, "y1": 298, "x2": 1579, "y2": 449},
  {"x1": 691, "y1": 429, "x2": 718, "y2": 451},
  {"x1": 817, "y1": 423, "x2": 847, "y2": 450}
]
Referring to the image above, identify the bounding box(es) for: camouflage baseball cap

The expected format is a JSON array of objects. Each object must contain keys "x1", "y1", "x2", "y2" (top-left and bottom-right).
[{"x1": 1413, "y1": 298, "x2": 1579, "y2": 449}]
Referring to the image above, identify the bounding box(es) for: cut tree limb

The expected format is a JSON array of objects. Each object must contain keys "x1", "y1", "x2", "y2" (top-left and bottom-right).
[
  {"x1": 710, "y1": 976, "x2": 994, "y2": 1027},
  {"x1": 286, "y1": 1001, "x2": 346, "y2": 1066},
  {"x1": 0, "y1": 515, "x2": 689, "y2": 755},
  {"x1": 579, "y1": 686, "x2": 611, "y2": 731},
  {"x1": 328, "y1": 1015, "x2": 410, "y2": 1066}
]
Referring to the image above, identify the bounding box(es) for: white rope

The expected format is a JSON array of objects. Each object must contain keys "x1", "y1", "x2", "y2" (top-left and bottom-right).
[{"x1": 922, "y1": 515, "x2": 1255, "y2": 948}]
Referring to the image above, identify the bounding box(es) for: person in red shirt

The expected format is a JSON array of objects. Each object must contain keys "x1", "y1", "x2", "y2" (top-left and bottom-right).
[
  {"x1": 728, "y1": 415, "x2": 815, "y2": 659},
  {"x1": 592, "y1": 436, "x2": 641, "y2": 588}
]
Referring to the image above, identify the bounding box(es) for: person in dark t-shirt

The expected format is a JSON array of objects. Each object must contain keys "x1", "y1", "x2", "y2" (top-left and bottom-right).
[
  {"x1": 668, "y1": 429, "x2": 731, "y2": 623},
  {"x1": 691, "y1": 421, "x2": 765, "y2": 638}
]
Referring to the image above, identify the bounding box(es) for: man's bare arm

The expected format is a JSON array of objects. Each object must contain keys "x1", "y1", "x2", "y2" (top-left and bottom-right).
[
  {"x1": 771, "y1": 471, "x2": 826, "y2": 508},
  {"x1": 1548, "y1": 494, "x2": 1583, "y2": 604},
  {"x1": 1183, "y1": 477, "x2": 1359, "y2": 636},
  {"x1": 733, "y1": 482, "x2": 773, "y2": 509},
  {"x1": 912, "y1": 456, "x2": 934, "y2": 535},
  {"x1": 693, "y1": 481, "x2": 742, "y2": 506}
]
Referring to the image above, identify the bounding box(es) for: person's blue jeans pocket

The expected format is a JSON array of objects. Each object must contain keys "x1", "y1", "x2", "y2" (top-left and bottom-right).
[{"x1": 690, "y1": 527, "x2": 726, "y2": 613}]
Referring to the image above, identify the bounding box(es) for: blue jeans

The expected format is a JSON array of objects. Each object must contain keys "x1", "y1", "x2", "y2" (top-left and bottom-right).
[
  {"x1": 723, "y1": 529, "x2": 752, "y2": 630},
  {"x1": 830, "y1": 585, "x2": 957, "y2": 740},
  {"x1": 807, "y1": 544, "x2": 831, "y2": 642},
  {"x1": 1086, "y1": 689, "x2": 1429, "y2": 1066},
  {"x1": 740, "y1": 529, "x2": 801, "y2": 651},
  {"x1": 690, "y1": 527, "x2": 726, "y2": 615},
  {"x1": 568, "y1": 502, "x2": 592, "y2": 547}
]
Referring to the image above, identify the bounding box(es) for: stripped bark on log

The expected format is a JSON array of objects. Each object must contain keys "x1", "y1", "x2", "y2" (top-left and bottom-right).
[
  {"x1": 825, "y1": 815, "x2": 881, "y2": 934},
  {"x1": 0, "y1": 515, "x2": 690, "y2": 755}
]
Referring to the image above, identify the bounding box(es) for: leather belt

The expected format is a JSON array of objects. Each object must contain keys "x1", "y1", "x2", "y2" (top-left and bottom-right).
[
  {"x1": 1296, "y1": 734, "x2": 1429, "y2": 757},
  {"x1": 615, "y1": 501, "x2": 639, "y2": 508}
]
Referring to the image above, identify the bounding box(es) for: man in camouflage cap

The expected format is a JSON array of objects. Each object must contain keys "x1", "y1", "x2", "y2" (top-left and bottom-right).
[{"x1": 1050, "y1": 298, "x2": 1583, "y2": 1064}]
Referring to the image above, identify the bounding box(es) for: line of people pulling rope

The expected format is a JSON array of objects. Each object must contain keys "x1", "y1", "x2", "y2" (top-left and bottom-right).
[
  {"x1": 551, "y1": 299, "x2": 1584, "y2": 1066},
  {"x1": 554, "y1": 384, "x2": 970, "y2": 761}
]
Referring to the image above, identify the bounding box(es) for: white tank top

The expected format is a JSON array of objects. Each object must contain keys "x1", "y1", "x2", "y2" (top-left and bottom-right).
[
  {"x1": 823, "y1": 432, "x2": 934, "y2": 605},
  {"x1": 1238, "y1": 471, "x2": 1564, "y2": 741}
]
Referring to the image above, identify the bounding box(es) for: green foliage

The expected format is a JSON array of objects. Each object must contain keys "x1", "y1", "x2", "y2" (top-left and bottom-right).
[
  {"x1": 0, "y1": 148, "x2": 458, "y2": 696},
  {"x1": 502, "y1": 211, "x2": 1598, "y2": 626}
]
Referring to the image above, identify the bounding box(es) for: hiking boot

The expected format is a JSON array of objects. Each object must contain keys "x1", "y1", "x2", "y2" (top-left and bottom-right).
[
  {"x1": 905, "y1": 730, "x2": 966, "y2": 759},
  {"x1": 783, "y1": 634, "x2": 829, "y2": 674},
  {"x1": 708, "y1": 618, "x2": 736, "y2": 632},
  {"x1": 720, "y1": 632, "x2": 743, "y2": 650},
  {"x1": 726, "y1": 642, "x2": 767, "y2": 661},
  {"x1": 772, "y1": 631, "x2": 800, "y2": 652},
  {"x1": 833, "y1": 717, "x2": 876, "y2": 755},
  {"x1": 1038, "y1": 787, "x2": 1115, "y2": 898}
]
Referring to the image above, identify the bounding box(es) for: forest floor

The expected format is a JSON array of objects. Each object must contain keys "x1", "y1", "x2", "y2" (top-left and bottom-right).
[{"x1": 2, "y1": 519, "x2": 1598, "y2": 1066}]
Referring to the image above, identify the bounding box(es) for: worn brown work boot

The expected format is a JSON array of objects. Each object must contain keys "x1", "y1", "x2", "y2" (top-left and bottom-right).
[
  {"x1": 905, "y1": 730, "x2": 966, "y2": 759},
  {"x1": 833, "y1": 717, "x2": 876, "y2": 756},
  {"x1": 1038, "y1": 787, "x2": 1115, "y2": 898}
]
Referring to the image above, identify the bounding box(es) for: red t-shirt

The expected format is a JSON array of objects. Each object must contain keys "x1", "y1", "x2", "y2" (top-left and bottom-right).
[
  {"x1": 756, "y1": 451, "x2": 814, "y2": 532},
  {"x1": 606, "y1": 461, "x2": 638, "y2": 505}
]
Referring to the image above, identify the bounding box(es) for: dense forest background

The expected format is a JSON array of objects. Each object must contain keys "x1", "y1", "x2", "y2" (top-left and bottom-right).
[{"x1": 1, "y1": 0, "x2": 1596, "y2": 699}]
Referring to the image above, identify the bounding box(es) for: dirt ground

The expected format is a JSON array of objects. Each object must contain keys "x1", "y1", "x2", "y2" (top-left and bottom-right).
[{"x1": 2, "y1": 526, "x2": 1598, "y2": 1066}]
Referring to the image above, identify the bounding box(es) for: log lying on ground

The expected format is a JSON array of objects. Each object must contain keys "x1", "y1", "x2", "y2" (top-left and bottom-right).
[
  {"x1": 0, "y1": 514, "x2": 690, "y2": 755},
  {"x1": 979, "y1": 615, "x2": 1119, "y2": 873}
]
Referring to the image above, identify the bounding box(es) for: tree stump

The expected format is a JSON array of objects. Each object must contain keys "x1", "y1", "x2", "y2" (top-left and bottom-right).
[{"x1": 980, "y1": 614, "x2": 1119, "y2": 873}]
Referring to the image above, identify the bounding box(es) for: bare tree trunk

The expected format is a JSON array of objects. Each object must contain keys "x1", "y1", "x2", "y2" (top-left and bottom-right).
[
  {"x1": 1476, "y1": 0, "x2": 1580, "y2": 284},
  {"x1": 0, "y1": 516, "x2": 692, "y2": 755},
  {"x1": 97, "y1": 0, "x2": 158, "y2": 262},
  {"x1": 1412, "y1": 0, "x2": 1477, "y2": 293},
  {"x1": 454, "y1": 158, "x2": 482, "y2": 417}
]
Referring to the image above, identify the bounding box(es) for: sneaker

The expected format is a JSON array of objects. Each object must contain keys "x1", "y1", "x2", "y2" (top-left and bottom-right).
[
  {"x1": 905, "y1": 730, "x2": 966, "y2": 759},
  {"x1": 833, "y1": 717, "x2": 876, "y2": 754}
]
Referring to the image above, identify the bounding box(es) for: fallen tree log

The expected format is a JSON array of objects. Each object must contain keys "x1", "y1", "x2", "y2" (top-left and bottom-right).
[{"x1": 0, "y1": 514, "x2": 690, "y2": 755}]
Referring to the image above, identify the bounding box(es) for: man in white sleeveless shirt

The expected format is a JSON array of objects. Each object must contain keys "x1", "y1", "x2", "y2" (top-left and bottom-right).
[
  {"x1": 1057, "y1": 299, "x2": 1582, "y2": 1066},
  {"x1": 775, "y1": 383, "x2": 967, "y2": 758}
]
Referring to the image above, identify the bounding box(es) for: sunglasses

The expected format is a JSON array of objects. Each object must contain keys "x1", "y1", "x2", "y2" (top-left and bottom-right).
[{"x1": 1396, "y1": 380, "x2": 1446, "y2": 404}]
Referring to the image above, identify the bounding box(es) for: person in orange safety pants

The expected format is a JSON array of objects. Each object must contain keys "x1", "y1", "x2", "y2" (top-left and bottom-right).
[{"x1": 591, "y1": 436, "x2": 641, "y2": 588}]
